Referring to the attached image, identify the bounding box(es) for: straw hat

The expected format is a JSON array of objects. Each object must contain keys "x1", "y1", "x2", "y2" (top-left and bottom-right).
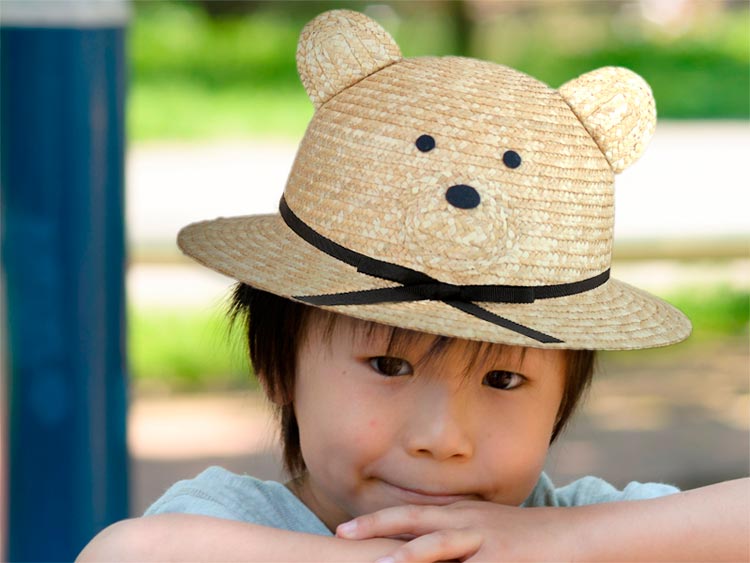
[{"x1": 178, "y1": 9, "x2": 691, "y2": 350}]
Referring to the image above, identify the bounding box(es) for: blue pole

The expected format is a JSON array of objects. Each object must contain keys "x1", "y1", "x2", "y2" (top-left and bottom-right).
[{"x1": 1, "y1": 2, "x2": 129, "y2": 560}]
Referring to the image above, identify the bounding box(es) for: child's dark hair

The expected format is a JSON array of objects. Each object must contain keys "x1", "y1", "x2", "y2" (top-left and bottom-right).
[{"x1": 229, "y1": 283, "x2": 596, "y2": 477}]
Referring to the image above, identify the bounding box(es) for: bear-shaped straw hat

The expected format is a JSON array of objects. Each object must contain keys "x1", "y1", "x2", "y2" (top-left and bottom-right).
[{"x1": 178, "y1": 9, "x2": 691, "y2": 349}]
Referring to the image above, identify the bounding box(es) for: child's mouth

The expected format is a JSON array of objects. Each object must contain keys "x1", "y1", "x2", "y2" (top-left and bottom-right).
[{"x1": 378, "y1": 479, "x2": 480, "y2": 505}]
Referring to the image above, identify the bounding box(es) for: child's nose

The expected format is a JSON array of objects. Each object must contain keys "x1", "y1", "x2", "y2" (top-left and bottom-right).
[{"x1": 403, "y1": 387, "x2": 474, "y2": 461}]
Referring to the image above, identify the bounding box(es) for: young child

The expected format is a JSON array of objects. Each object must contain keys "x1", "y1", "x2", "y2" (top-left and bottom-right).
[{"x1": 79, "y1": 10, "x2": 748, "y2": 562}]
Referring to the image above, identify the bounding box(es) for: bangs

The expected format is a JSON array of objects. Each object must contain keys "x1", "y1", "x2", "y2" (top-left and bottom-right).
[{"x1": 313, "y1": 311, "x2": 527, "y2": 380}]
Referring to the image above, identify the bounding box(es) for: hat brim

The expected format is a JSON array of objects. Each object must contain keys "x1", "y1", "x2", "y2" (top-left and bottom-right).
[{"x1": 178, "y1": 214, "x2": 691, "y2": 350}]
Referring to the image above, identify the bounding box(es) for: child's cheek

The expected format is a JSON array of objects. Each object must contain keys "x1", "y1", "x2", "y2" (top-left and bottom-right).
[
  {"x1": 348, "y1": 417, "x2": 378, "y2": 441},
  {"x1": 346, "y1": 416, "x2": 385, "y2": 454}
]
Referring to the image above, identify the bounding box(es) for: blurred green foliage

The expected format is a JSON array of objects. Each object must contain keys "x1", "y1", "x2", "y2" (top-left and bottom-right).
[
  {"x1": 668, "y1": 286, "x2": 750, "y2": 338},
  {"x1": 129, "y1": 0, "x2": 749, "y2": 141},
  {"x1": 129, "y1": 286, "x2": 749, "y2": 392},
  {"x1": 129, "y1": 2, "x2": 312, "y2": 139},
  {"x1": 129, "y1": 306, "x2": 255, "y2": 393}
]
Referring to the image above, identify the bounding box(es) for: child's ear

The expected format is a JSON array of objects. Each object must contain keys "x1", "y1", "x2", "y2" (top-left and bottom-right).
[
  {"x1": 296, "y1": 9, "x2": 402, "y2": 109},
  {"x1": 558, "y1": 66, "x2": 656, "y2": 173}
]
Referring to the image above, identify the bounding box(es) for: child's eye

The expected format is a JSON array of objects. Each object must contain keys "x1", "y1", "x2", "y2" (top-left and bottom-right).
[
  {"x1": 369, "y1": 356, "x2": 413, "y2": 376},
  {"x1": 483, "y1": 370, "x2": 525, "y2": 390}
]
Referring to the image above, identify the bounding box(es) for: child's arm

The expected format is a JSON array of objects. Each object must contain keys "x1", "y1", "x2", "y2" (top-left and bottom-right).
[
  {"x1": 338, "y1": 478, "x2": 749, "y2": 562},
  {"x1": 76, "y1": 513, "x2": 404, "y2": 562}
]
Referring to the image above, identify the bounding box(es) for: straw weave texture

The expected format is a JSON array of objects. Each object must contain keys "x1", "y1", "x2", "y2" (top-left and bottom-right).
[
  {"x1": 297, "y1": 10, "x2": 402, "y2": 108},
  {"x1": 560, "y1": 66, "x2": 657, "y2": 173}
]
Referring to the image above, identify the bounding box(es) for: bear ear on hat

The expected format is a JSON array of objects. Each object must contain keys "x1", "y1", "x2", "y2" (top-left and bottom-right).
[
  {"x1": 296, "y1": 10, "x2": 402, "y2": 109},
  {"x1": 559, "y1": 66, "x2": 656, "y2": 173}
]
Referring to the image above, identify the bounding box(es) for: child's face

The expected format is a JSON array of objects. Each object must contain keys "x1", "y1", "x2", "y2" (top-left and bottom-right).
[{"x1": 289, "y1": 316, "x2": 567, "y2": 531}]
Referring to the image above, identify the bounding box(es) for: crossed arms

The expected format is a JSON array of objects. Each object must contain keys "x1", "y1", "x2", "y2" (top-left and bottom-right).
[{"x1": 78, "y1": 478, "x2": 749, "y2": 562}]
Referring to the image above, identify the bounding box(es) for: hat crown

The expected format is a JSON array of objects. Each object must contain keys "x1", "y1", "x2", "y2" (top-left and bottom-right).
[
  {"x1": 287, "y1": 10, "x2": 659, "y2": 287},
  {"x1": 286, "y1": 55, "x2": 615, "y2": 286}
]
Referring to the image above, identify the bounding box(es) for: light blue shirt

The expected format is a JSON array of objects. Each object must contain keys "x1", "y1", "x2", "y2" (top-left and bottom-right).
[{"x1": 144, "y1": 466, "x2": 679, "y2": 535}]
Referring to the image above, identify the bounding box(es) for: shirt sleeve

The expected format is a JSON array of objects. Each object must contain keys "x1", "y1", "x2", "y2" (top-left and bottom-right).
[
  {"x1": 143, "y1": 466, "x2": 332, "y2": 535},
  {"x1": 144, "y1": 466, "x2": 251, "y2": 521},
  {"x1": 524, "y1": 472, "x2": 680, "y2": 507}
]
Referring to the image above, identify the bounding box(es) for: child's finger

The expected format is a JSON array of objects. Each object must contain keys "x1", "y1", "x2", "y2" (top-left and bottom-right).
[
  {"x1": 337, "y1": 505, "x2": 455, "y2": 539},
  {"x1": 373, "y1": 528, "x2": 482, "y2": 563}
]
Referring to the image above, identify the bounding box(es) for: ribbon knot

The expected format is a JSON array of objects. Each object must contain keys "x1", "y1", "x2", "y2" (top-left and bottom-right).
[{"x1": 408, "y1": 282, "x2": 464, "y2": 302}]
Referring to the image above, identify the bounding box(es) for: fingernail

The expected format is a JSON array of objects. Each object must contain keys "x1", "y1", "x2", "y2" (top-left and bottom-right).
[
  {"x1": 337, "y1": 520, "x2": 357, "y2": 537},
  {"x1": 374, "y1": 557, "x2": 395, "y2": 563}
]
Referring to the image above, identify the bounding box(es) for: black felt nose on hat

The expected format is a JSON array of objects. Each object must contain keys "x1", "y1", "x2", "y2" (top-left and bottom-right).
[{"x1": 445, "y1": 184, "x2": 481, "y2": 209}]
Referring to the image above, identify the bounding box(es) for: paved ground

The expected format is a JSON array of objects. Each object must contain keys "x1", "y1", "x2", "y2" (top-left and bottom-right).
[{"x1": 130, "y1": 337, "x2": 749, "y2": 516}]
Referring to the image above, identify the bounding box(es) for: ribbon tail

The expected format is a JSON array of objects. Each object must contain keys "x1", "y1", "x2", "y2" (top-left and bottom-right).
[
  {"x1": 445, "y1": 301, "x2": 563, "y2": 344},
  {"x1": 294, "y1": 287, "x2": 423, "y2": 306}
]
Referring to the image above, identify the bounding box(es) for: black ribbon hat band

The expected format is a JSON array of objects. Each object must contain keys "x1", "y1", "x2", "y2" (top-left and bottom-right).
[{"x1": 279, "y1": 196, "x2": 610, "y2": 344}]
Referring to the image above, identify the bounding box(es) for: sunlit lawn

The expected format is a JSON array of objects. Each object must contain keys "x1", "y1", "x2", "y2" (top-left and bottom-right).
[
  {"x1": 129, "y1": 83, "x2": 312, "y2": 142},
  {"x1": 129, "y1": 305, "x2": 254, "y2": 393}
]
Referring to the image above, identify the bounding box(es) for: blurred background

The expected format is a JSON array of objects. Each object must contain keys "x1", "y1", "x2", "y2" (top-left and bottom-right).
[{"x1": 2, "y1": 0, "x2": 748, "y2": 560}]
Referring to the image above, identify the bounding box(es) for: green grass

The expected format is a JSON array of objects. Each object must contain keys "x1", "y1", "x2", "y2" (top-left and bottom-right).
[
  {"x1": 129, "y1": 286, "x2": 749, "y2": 393},
  {"x1": 128, "y1": 2, "x2": 312, "y2": 141},
  {"x1": 128, "y1": 305, "x2": 256, "y2": 393},
  {"x1": 130, "y1": 82, "x2": 312, "y2": 141},
  {"x1": 668, "y1": 286, "x2": 750, "y2": 340},
  {"x1": 481, "y1": 5, "x2": 750, "y2": 119}
]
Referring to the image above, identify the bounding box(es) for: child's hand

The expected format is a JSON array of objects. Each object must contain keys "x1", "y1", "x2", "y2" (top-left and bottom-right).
[
  {"x1": 336, "y1": 479, "x2": 750, "y2": 562},
  {"x1": 335, "y1": 501, "x2": 573, "y2": 562}
]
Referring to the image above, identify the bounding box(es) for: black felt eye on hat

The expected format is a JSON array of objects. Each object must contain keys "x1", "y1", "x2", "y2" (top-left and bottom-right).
[
  {"x1": 503, "y1": 150, "x2": 522, "y2": 168},
  {"x1": 416, "y1": 134, "x2": 435, "y2": 152}
]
